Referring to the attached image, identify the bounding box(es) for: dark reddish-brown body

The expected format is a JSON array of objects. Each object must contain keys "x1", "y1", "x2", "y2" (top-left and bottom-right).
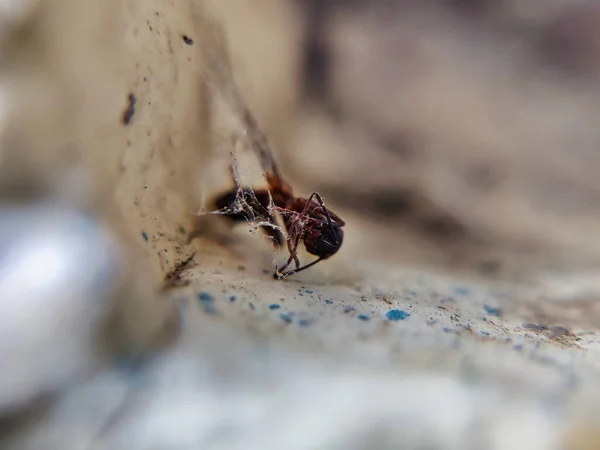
[{"x1": 213, "y1": 170, "x2": 345, "y2": 278}]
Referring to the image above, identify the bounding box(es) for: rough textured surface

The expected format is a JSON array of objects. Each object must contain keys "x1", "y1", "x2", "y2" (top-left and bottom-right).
[{"x1": 2, "y1": 0, "x2": 600, "y2": 449}]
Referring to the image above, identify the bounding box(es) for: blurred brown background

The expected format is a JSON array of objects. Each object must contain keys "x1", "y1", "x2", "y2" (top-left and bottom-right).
[{"x1": 208, "y1": 0, "x2": 600, "y2": 284}]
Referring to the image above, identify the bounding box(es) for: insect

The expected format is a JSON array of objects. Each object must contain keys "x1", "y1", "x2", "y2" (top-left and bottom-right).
[{"x1": 199, "y1": 16, "x2": 345, "y2": 278}]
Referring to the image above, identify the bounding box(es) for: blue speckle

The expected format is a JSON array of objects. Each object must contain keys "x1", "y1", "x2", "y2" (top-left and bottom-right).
[
  {"x1": 269, "y1": 304, "x2": 281, "y2": 310},
  {"x1": 280, "y1": 313, "x2": 292, "y2": 324},
  {"x1": 325, "y1": 299, "x2": 333, "y2": 305},
  {"x1": 298, "y1": 293, "x2": 304, "y2": 297},
  {"x1": 141, "y1": 231, "x2": 149, "y2": 242},
  {"x1": 298, "y1": 318, "x2": 312, "y2": 327},
  {"x1": 441, "y1": 297, "x2": 455, "y2": 303},
  {"x1": 357, "y1": 315, "x2": 370, "y2": 321},
  {"x1": 343, "y1": 305, "x2": 355, "y2": 313},
  {"x1": 409, "y1": 291, "x2": 417, "y2": 296},
  {"x1": 514, "y1": 344, "x2": 523, "y2": 351},
  {"x1": 197, "y1": 292, "x2": 216, "y2": 314},
  {"x1": 249, "y1": 302, "x2": 256, "y2": 310},
  {"x1": 427, "y1": 318, "x2": 437, "y2": 326},
  {"x1": 454, "y1": 287, "x2": 470, "y2": 296},
  {"x1": 198, "y1": 292, "x2": 213, "y2": 301},
  {"x1": 480, "y1": 330, "x2": 490, "y2": 336},
  {"x1": 386, "y1": 309, "x2": 410, "y2": 321},
  {"x1": 229, "y1": 295, "x2": 236, "y2": 302},
  {"x1": 483, "y1": 305, "x2": 502, "y2": 317},
  {"x1": 306, "y1": 289, "x2": 313, "y2": 294}
]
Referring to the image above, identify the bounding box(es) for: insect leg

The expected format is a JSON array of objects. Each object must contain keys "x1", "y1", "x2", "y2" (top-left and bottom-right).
[
  {"x1": 277, "y1": 256, "x2": 324, "y2": 278},
  {"x1": 307, "y1": 192, "x2": 334, "y2": 228},
  {"x1": 279, "y1": 231, "x2": 302, "y2": 273}
]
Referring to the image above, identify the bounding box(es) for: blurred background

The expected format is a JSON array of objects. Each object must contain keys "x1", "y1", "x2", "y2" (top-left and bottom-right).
[{"x1": 3, "y1": 0, "x2": 600, "y2": 449}]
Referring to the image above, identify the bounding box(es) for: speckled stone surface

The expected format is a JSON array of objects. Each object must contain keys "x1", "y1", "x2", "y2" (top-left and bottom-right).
[{"x1": 173, "y1": 238, "x2": 600, "y2": 400}]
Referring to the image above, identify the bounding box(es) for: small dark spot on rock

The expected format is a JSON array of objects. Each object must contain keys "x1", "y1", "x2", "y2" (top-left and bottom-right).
[
  {"x1": 262, "y1": 269, "x2": 270, "y2": 275},
  {"x1": 178, "y1": 226, "x2": 186, "y2": 234},
  {"x1": 237, "y1": 265, "x2": 246, "y2": 271},
  {"x1": 229, "y1": 295, "x2": 236, "y2": 302},
  {"x1": 357, "y1": 315, "x2": 370, "y2": 321},
  {"x1": 325, "y1": 299, "x2": 333, "y2": 304},
  {"x1": 182, "y1": 35, "x2": 194, "y2": 45},
  {"x1": 141, "y1": 231, "x2": 149, "y2": 241},
  {"x1": 269, "y1": 304, "x2": 281, "y2": 310},
  {"x1": 523, "y1": 323, "x2": 548, "y2": 332},
  {"x1": 249, "y1": 302, "x2": 255, "y2": 310},
  {"x1": 122, "y1": 92, "x2": 137, "y2": 125}
]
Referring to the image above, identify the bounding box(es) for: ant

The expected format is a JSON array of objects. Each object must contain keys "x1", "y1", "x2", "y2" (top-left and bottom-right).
[
  {"x1": 199, "y1": 17, "x2": 345, "y2": 278},
  {"x1": 212, "y1": 157, "x2": 345, "y2": 278}
]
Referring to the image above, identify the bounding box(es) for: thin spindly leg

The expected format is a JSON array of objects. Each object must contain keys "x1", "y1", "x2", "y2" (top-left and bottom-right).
[
  {"x1": 306, "y1": 192, "x2": 334, "y2": 228},
  {"x1": 290, "y1": 231, "x2": 302, "y2": 270},
  {"x1": 278, "y1": 230, "x2": 301, "y2": 273}
]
